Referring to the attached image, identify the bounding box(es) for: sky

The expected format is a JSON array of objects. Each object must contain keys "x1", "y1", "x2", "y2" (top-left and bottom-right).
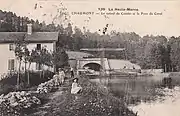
[{"x1": 0, "y1": 0, "x2": 179, "y2": 37}]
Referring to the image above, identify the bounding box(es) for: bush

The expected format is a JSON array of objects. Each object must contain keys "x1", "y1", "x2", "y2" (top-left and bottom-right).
[
  {"x1": 0, "y1": 74, "x2": 18, "y2": 86},
  {"x1": 0, "y1": 84, "x2": 15, "y2": 95},
  {"x1": 0, "y1": 71, "x2": 54, "y2": 95},
  {"x1": 28, "y1": 71, "x2": 54, "y2": 86},
  {"x1": 0, "y1": 91, "x2": 41, "y2": 116},
  {"x1": 52, "y1": 76, "x2": 136, "y2": 116}
]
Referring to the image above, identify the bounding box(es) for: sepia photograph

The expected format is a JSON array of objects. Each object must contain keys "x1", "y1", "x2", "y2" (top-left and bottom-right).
[{"x1": 0, "y1": 0, "x2": 180, "y2": 116}]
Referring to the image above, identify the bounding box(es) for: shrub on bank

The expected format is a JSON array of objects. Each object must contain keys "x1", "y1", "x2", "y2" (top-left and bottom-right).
[
  {"x1": 0, "y1": 91, "x2": 41, "y2": 116},
  {"x1": 168, "y1": 72, "x2": 180, "y2": 86},
  {"x1": 36, "y1": 78, "x2": 57, "y2": 94},
  {"x1": 44, "y1": 76, "x2": 137, "y2": 116},
  {"x1": 0, "y1": 71, "x2": 54, "y2": 95}
]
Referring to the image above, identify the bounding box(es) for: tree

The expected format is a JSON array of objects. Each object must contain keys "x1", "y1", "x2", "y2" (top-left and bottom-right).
[
  {"x1": 14, "y1": 34, "x2": 29, "y2": 88},
  {"x1": 65, "y1": 23, "x2": 73, "y2": 36},
  {"x1": 52, "y1": 47, "x2": 69, "y2": 71},
  {"x1": 39, "y1": 46, "x2": 53, "y2": 78},
  {"x1": 25, "y1": 46, "x2": 53, "y2": 84},
  {"x1": 33, "y1": 20, "x2": 41, "y2": 32},
  {"x1": 169, "y1": 37, "x2": 180, "y2": 71},
  {"x1": 26, "y1": 48, "x2": 39, "y2": 85},
  {"x1": 149, "y1": 42, "x2": 163, "y2": 69},
  {"x1": 73, "y1": 26, "x2": 83, "y2": 50}
]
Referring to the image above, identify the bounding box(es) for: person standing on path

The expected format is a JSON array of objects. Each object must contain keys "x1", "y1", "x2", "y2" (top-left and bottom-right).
[
  {"x1": 70, "y1": 67, "x2": 74, "y2": 78},
  {"x1": 59, "y1": 68, "x2": 65, "y2": 84},
  {"x1": 53, "y1": 72, "x2": 60, "y2": 87}
]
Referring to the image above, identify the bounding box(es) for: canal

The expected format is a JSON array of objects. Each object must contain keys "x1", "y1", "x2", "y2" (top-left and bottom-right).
[{"x1": 90, "y1": 74, "x2": 180, "y2": 116}]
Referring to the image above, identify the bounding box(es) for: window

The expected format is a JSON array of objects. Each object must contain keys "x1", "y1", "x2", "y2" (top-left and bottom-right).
[
  {"x1": 8, "y1": 59, "x2": 15, "y2": 71},
  {"x1": 9, "y1": 44, "x2": 14, "y2": 51},
  {"x1": 37, "y1": 44, "x2": 41, "y2": 50}
]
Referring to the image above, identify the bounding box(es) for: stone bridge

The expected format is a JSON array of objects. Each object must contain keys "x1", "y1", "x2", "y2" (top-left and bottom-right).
[{"x1": 76, "y1": 58, "x2": 111, "y2": 71}]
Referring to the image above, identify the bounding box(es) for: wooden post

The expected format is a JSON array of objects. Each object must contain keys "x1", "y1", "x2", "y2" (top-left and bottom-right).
[
  {"x1": 53, "y1": 41, "x2": 56, "y2": 73},
  {"x1": 25, "y1": 59, "x2": 27, "y2": 86},
  {"x1": 165, "y1": 64, "x2": 167, "y2": 73},
  {"x1": 100, "y1": 50, "x2": 105, "y2": 76},
  {"x1": 76, "y1": 59, "x2": 80, "y2": 76}
]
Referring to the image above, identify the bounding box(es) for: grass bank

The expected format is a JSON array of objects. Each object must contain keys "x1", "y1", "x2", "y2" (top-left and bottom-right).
[
  {"x1": 27, "y1": 76, "x2": 137, "y2": 116},
  {"x1": 0, "y1": 71, "x2": 54, "y2": 95}
]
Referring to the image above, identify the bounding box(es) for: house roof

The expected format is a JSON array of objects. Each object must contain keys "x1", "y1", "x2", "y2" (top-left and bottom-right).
[{"x1": 0, "y1": 32, "x2": 58, "y2": 43}]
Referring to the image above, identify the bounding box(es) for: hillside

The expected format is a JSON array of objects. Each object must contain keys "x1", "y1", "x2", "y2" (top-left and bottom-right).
[{"x1": 0, "y1": 9, "x2": 179, "y2": 72}]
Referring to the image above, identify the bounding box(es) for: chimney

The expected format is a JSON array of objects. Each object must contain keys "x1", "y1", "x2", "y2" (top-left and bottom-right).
[{"x1": 27, "y1": 24, "x2": 32, "y2": 35}]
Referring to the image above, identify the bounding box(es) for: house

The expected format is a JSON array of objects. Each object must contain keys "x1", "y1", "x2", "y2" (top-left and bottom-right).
[{"x1": 0, "y1": 24, "x2": 58, "y2": 79}]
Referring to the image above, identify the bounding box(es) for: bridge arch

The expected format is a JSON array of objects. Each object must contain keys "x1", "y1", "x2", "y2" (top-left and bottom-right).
[{"x1": 83, "y1": 62, "x2": 102, "y2": 71}]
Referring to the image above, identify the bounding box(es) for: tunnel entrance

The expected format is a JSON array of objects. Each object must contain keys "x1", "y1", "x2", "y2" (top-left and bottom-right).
[{"x1": 83, "y1": 63, "x2": 102, "y2": 71}]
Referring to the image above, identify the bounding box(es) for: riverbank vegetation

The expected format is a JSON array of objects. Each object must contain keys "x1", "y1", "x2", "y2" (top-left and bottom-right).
[
  {"x1": 26, "y1": 76, "x2": 137, "y2": 116},
  {"x1": 0, "y1": 75, "x2": 138, "y2": 116},
  {"x1": 1, "y1": 73, "x2": 179, "y2": 116},
  {"x1": 0, "y1": 71, "x2": 53, "y2": 95}
]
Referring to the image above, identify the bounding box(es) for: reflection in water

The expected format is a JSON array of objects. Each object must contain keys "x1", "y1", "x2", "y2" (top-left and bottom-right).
[
  {"x1": 90, "y1": 72, "x2": 178, "y2": 116},
  {"x1": 129, "y1": 87, "x2": 180, "y2": 116},
  {"x1": 90, "y1": 75, "x2": 163, "y2": 104}
]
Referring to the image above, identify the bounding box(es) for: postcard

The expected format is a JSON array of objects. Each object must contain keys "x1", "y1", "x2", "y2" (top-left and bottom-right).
[{"x1": 0, "y1": 0, "x2": 179, "y2": 116}]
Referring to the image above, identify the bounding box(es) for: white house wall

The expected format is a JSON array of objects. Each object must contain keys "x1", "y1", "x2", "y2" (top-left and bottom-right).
[
  {"x1": 0, "y1": 43, "x2": 54, "y2": 79},
  {"x1": 17, "y1": 62, "x2": 54, "y2": 72},
  {"x1": 27, "y1": 43, "x2": 54, "y2": 53},
  {"x1": 0, "y1": 44, "x2": 16, "y2": 79},
  {"x1": 18, "y1": 43, "x2": 54, "y2": 72}
]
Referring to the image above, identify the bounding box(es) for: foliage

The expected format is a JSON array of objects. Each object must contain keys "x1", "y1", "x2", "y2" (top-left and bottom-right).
[
  {"x1": 14, "y1": 34, "x2": 29, "y2": 87},
  {"x1": 52, "y1": 47, "x2": 69, "y2": 71},
  {"x1": 30, "y1": 47, "x2": 53, "y2": 67},
  {"x1": 29, "y1": 77, "x2": 136, "y2": 116},
  {"x1": 0, "y1": 71, "x2": 53, "y2": 95},
  {"x1": 0, "y1": 91, "x2": 41, "y2": 116},
  {"x1": 0, "y1": 10, "x2": 180, "y2": 71},
  {"x1": 14, "y1": 34, "x2": 29, "y2": 62}
]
